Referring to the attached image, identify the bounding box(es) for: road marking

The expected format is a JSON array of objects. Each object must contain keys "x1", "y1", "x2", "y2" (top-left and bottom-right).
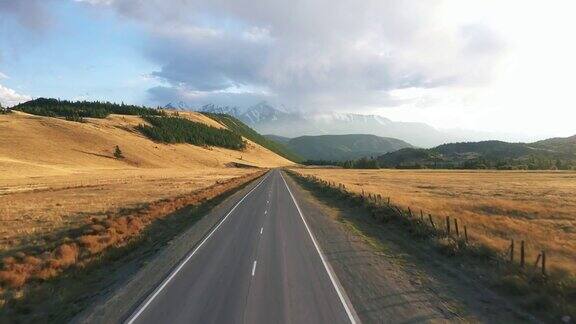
[
  {"x1": 280, "y1": 172, "x2": 359, "y2": 324},
  {"x1": 260, "y1": 227, "x2": 263, "y2": 234},
  {"x1": 264, "y1": 210, "x2": 267, "y2": 214},
  {"x1": 125, "y1": 172, "x2": 271, "y2": 324},
  {"x1": 252, "y1": 260, "x2": 257, "y2": 276}
]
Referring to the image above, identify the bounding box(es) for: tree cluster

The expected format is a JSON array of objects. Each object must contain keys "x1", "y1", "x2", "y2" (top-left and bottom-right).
[
  {"x1": 303, "y1": 157, "x2": 380, "y2": 169},
  {"x1": 12, "y1": 98, "x2": 164, "y2": 121},
  {"x1": 138, "y1": 116, "x2": 246, "y2": 150},
  {"x1": 202, "y1": 112, "x2": 302, "y2": 162}
]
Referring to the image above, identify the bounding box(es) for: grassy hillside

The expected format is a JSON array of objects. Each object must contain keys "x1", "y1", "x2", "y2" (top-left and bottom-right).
[
  {"x1": 12, "y1": 98, "x2": 163, "y2": 120},
  {"x1": 138, "y1": 116, "x2": 245, "y2": 150},
  {"x1": 286, "y1": 134, "x2": 412, "y2": 161},
  {"x1": 377, "y1": 137, "x2": 576, "y2": 169},
  {"x1": 203, "y1": 113, "x2": 303, "y2": 162},
  {"x1": 532, "y1": 135, "x2": 576, "y2": 155}
]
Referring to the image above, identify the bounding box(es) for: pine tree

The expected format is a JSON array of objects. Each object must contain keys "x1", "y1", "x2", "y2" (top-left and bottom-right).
[{"x1": 114, "y1": 145, "x2": 124, "y2": 159}]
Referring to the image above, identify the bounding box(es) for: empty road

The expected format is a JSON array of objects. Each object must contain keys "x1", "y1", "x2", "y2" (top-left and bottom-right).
[{"x1": 125, "y1": 169, "x2": 358, "y2": 324}]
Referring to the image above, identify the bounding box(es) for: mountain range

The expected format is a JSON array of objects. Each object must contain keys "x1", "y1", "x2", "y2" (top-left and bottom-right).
[
  {"x1": 267, "y1": 134, "x2": 412, "y2": 161},
  {"x1": 183, "y1": 102, "x2": 534, "y2": 148}
]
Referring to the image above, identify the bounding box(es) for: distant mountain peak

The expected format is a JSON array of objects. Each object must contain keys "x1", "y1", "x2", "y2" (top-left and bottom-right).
[
  {"x1": 168, "y1": 101, "x2": 519, "y2": 147},
  {"x1": 164, "y1": 101, "x2": 188, "y2": 110}
]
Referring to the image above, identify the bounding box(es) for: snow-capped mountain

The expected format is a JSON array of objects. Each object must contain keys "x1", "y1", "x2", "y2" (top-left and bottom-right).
[
  {"x1": 164, "y1": 101, "x2": 189, "y2": 110},
  {"x1": 166, "y1": 101, "x2": 522, "y2": 147},
  {"x1": 199, "y1": 103, "x2": 242, "y2": 117}
]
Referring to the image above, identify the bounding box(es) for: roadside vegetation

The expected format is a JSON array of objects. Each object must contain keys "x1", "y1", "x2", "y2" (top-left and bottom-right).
[
  {"x1": 12, "y1": 98, "x2": 164, "y2": 120},
  {"x1": 137, "y1": 115, "x2": 246, "y2": 150},
  {"x1": 286, "y1": 170, "x2": 575, "y2": 322},
  {"x1": 203, "y1": 112, "x2": 302, "y2": 162}
]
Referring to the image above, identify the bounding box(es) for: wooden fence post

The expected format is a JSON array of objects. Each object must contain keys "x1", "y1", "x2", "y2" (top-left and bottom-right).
[
  {"x1": 387, "y1": 197, "x2": 390, "y2": 205},
  {"x1": 420, "y1": 210, "x2": 424, "y2": 221},
  {"x1": 428, "y1": 214, "x2": 436, "y2": 229},
  {"x1": 534, "y1": 253, "x2": 541, "y2": 268},
  {"x1": 408, "y1": 207, "x2": 413, "y2": 218},
  {"x1": 520, "y1": 241, "x2": 525, "y2": 268},
  {"x1": 510, "y1": 239, "x2": 515, "y2": 263},
  {"x1": 454, "y1": 219, "x2": 459, "y2": 237},
  {"x1": 446, "y1": 216, "x2": 451, "y2": 235},
  {"x1": 464, "y1": 226, "x2": 468, "y2": 243}
]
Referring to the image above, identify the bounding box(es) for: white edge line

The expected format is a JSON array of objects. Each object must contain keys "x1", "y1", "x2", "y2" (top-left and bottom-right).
[
  {"x1": 280, "y1": 171, "x2": 359, "y2": 324},
  {"x1": 251, "y1": 260, "x2": 257, "y2": 276},
  {"x1": 125, "y1": 172, "x2": 270, "y2": 324}
]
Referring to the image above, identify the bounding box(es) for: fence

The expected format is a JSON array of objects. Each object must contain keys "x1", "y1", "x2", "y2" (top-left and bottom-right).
[{"x1": 296, "y1": 172, "x2": 549, "y2": 276}]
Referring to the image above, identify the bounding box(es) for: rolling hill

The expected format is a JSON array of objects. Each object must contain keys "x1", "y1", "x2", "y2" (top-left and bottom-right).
[
  {"x1": 1, "y1": 102, "x2": 293, "y2": 182},
  {"x1": 377, "y1": 137, "x2": 576, "y2": 169},
  {"x1": 271, "y1": 134, "x2": 412, "y2": 161}
]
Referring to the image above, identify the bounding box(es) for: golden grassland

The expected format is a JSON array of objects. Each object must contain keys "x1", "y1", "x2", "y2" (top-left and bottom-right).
[
  {"x1": 292, "y1": 168, "x2": 576, "y2": 274},
  {"x1": 0, "y1": 111, "x2": 292, "y2": 254}
]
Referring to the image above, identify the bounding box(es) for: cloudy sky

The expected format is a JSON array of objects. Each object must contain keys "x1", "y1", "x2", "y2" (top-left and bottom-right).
[{"x1": 1, "y1": 0, "x2": 575, "y2": 139}]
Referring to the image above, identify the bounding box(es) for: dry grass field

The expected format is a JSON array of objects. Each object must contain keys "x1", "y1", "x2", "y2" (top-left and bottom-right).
[
  {"x1": 0, "y1": 111, "x2": 291, "y2": 255},
  {"x1": 293, "y1": 168, "x2": 576, "y2": 274}
]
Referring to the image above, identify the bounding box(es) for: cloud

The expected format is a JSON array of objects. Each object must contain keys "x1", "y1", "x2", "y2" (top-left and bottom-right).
[
  {"x1": 78, "y1": 0, "x2": 507, "y2": 110},
  {"x1": 0, "y1": 84, "x2": 31, "y2": 107},
  {"x1": 147, "y1": 85, "x2": 271, "y2": 108},
  {"x1": 0, "y1": 0, "x2": 55, "y2": 31}
]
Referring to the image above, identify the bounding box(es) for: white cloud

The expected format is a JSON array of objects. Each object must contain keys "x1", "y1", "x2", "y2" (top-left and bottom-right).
[
  {"x1": 0, "y1": 84, "x2": 31, "y2": 107},
  {"x1": 0, "y1": 72, "x2": 8, "y2": 79},
  {"x1": 7, "y1": 0, "x2": 576, "y2": 137},
  {"x1": 84, "y1": 0, "x2": 506, "y2": 112}
]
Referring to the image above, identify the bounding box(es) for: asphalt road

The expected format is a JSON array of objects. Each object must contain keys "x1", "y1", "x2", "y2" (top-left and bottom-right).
[{"x1": 125, "y1": 169, "x2": 358, "y2": 324}]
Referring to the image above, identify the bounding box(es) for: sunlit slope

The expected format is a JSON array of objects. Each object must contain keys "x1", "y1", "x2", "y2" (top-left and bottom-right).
[{"x1": 0, "y1": 111, "x2": 292, "y2": 180}]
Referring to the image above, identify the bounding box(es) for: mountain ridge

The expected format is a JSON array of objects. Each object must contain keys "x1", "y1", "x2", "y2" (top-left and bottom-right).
[
  {"x1": 377, "y1": 137, "x2": 576, "y2": 169},
  {"x1": 266, "y1": 134, "x2": 413, "y2": 161},
  {"x1": 182, "y1": 102, "x2": 537, "y2": 147}
]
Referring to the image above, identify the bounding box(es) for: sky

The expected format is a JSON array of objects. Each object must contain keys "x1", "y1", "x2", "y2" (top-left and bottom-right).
[{"x1": 0, "y1": 0, "x2": 575, "y2": 139}]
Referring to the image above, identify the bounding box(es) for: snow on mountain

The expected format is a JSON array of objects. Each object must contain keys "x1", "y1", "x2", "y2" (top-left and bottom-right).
[{"x1": 168, "y1": 101, "x2": 516, "y2": 147}]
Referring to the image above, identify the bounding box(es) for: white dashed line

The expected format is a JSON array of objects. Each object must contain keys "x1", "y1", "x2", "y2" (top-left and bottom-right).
[
  {"x1": 125, "y1": 172, "x2": 270, "y2": 324},
  {"x1": 252, "y1": 260, "x2": 257, "y2": 276},
  {"x1": 260, "y1": 227, "x2": 263, "y2": 234}
]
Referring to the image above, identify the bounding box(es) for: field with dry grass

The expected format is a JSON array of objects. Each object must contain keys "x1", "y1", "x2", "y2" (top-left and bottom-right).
[
  {"x1": 292, "y1": 168, "x2": 576, "y2": 274},
  {"x1": 0, "y1": 111, "x2": 290, "y2": 253},
  {"x1": 0, "y1": 111, "x2": 291, "y2": 293}
]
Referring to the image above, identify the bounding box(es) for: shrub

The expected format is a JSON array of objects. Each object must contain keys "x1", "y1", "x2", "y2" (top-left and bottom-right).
[
  {"x1": 0, "y1": 103, "x2": 10, "y2": 114},
  {"x1": 113, "y1": 145, "x2": 124, "y2": 159}
]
